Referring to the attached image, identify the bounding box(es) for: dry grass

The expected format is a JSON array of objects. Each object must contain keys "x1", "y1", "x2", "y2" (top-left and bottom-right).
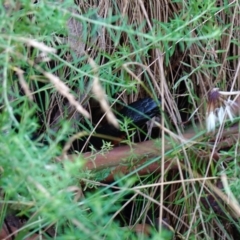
[
  {"x1": 44, "y1": 0, "x2": 240, "y2": 238},
  {"x1": 5, "y1": 0, "x2": 240, "y2": 239}
]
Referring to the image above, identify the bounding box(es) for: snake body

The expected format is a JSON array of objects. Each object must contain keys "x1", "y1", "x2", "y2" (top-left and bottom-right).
[{"x1": 72, "y1": 98, "x2": 161, "y2": 151}]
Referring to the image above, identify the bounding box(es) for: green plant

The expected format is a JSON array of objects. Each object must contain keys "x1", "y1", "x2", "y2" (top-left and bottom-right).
[{"x1": 1, "y1": 0, "x2": 240, "y2": 239}]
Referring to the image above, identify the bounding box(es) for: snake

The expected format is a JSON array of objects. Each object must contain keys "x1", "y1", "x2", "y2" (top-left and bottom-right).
[{"x1": 72, "y1": 97, "x2": 161, "y2": 151}]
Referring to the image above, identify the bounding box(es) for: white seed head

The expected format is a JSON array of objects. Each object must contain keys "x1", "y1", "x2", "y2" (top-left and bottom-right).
[
  {"x1": 206, "y1": 91, "x2": 236, "y2": 132},
  {"x1": 206, "y1": 111, "x2": 217, "y2": 132},
  {"x1": 217, "y1": 107, "x2": 225, "y2": 124}
]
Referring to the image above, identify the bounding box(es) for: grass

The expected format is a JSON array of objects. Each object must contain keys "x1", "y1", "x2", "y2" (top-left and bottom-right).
[{"x1": 0, "y1": 0, "x2": 240, "y2": 239}]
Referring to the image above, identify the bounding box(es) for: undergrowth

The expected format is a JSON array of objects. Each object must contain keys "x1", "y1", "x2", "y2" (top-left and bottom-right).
[{"x1": 0, "y1": 0, "x2": 240, "y2": 239}]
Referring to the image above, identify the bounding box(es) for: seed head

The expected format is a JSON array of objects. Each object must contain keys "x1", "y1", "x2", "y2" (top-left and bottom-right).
[{"x1": 206, "y1": 88, "x2": 236, "y2": 132}]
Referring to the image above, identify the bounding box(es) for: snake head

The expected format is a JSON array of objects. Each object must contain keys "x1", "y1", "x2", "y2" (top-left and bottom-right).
[{"x1": 118, "y1": 98, "x2": 161, "y2": 126}]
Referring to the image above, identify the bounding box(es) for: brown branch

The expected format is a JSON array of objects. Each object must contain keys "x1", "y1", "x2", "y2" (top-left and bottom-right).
[{"x1": 57, "y1": 124, "x2": 240, "y2": 182}]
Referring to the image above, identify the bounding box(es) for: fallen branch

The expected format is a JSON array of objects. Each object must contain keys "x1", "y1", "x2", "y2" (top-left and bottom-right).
[{"x1": 57, "y1": 123, "x2": 240, "y2": 182}]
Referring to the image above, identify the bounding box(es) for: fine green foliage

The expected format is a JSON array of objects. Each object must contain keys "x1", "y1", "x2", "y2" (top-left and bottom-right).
[{"x1": 0, "y1": 0, "x2": 240, "y2": 239}]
